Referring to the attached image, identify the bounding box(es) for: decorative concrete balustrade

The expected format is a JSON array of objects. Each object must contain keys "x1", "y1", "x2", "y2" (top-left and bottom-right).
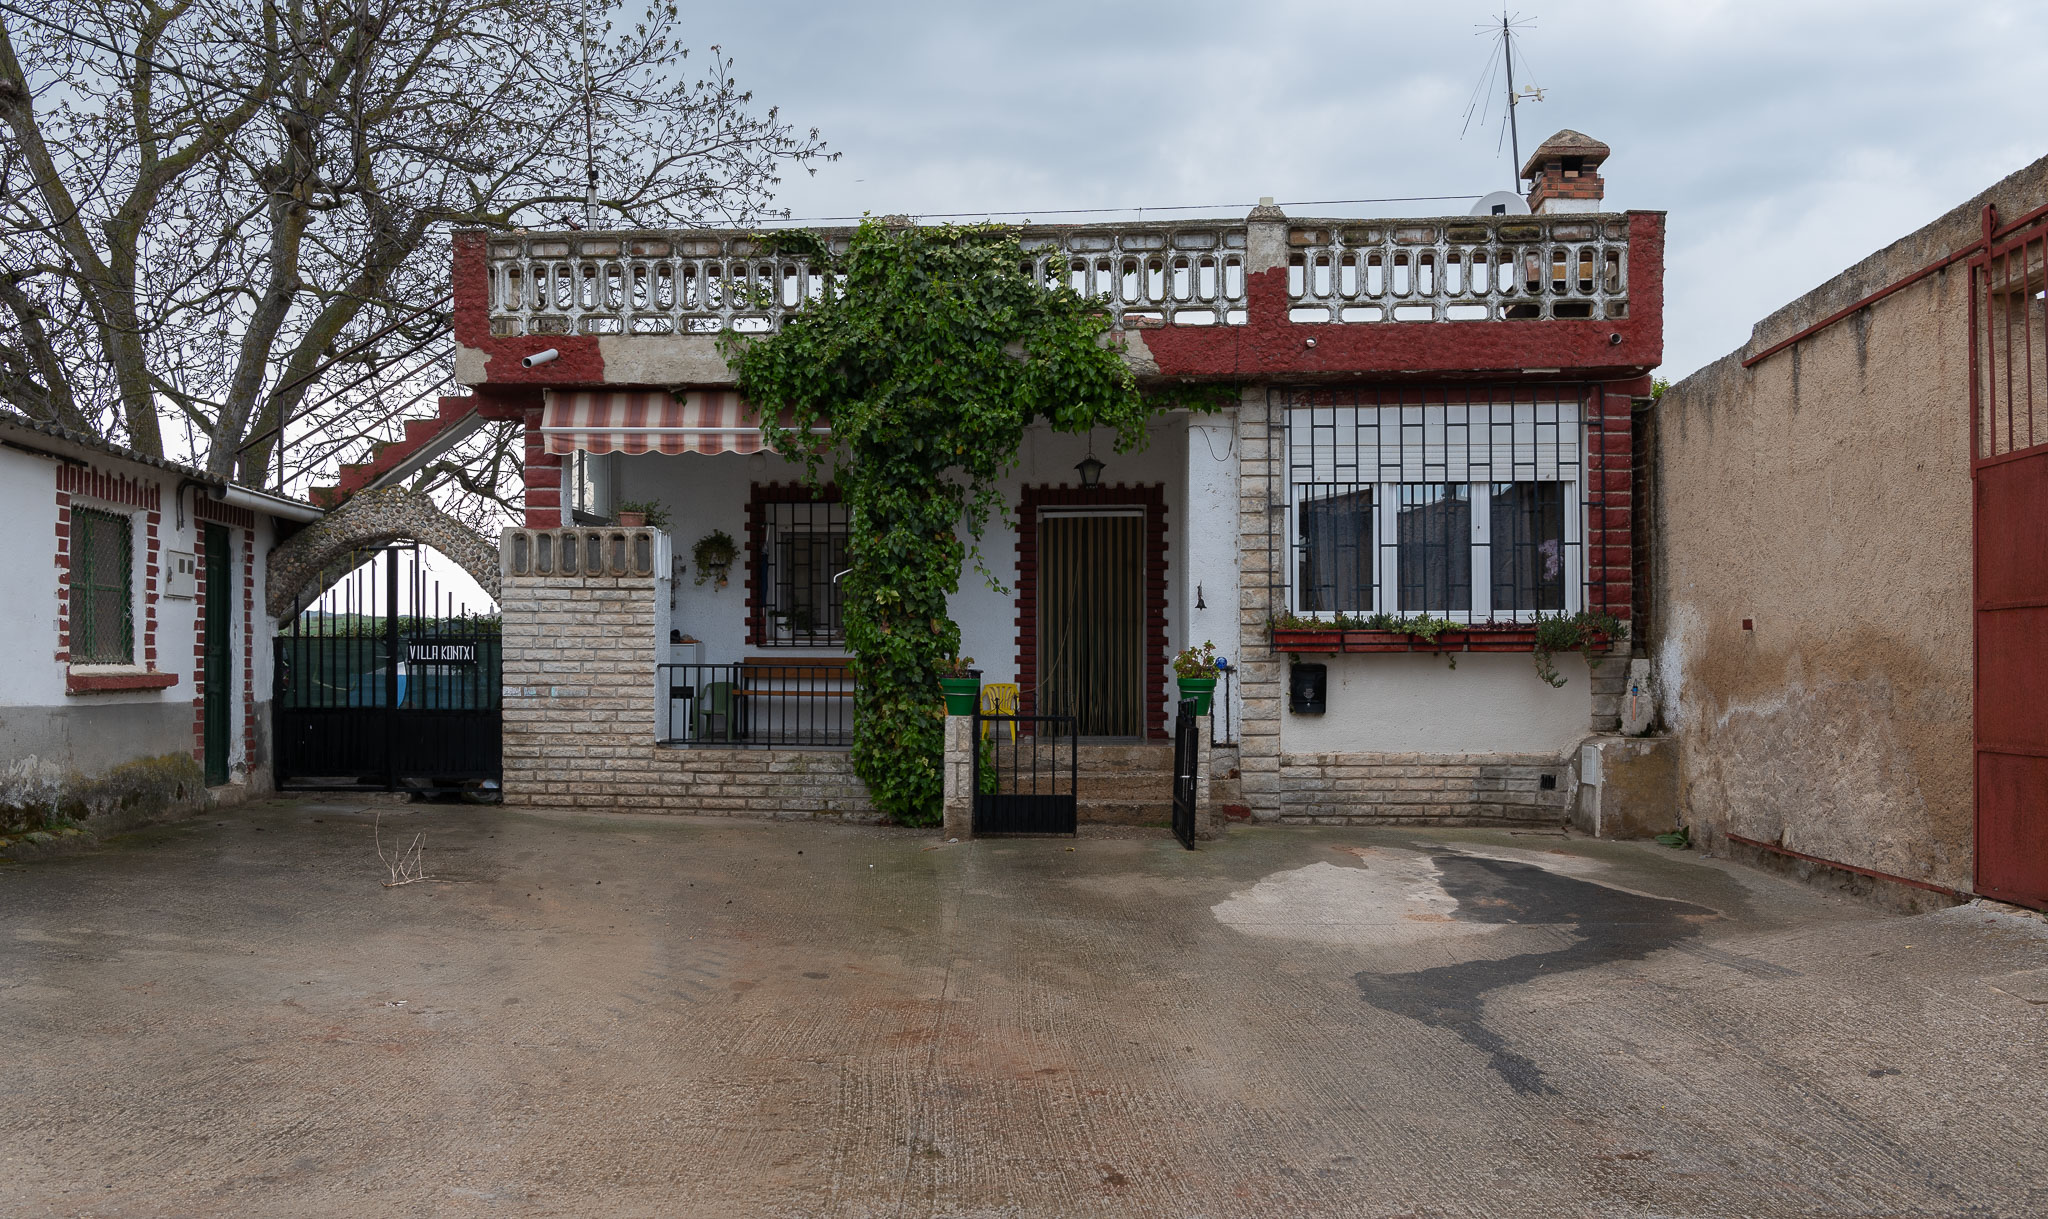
[
  {"x1": 1282, "y1": 215, "x2": 1630, "y2": 324},
  {"x1": 480, "y1": 211, "x2": 1632, "y2": 339}
]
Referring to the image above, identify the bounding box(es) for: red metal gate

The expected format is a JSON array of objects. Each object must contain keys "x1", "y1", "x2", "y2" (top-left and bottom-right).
[{"x1": 1971, "y1": 208, "x2": 2048, "y2": 910}]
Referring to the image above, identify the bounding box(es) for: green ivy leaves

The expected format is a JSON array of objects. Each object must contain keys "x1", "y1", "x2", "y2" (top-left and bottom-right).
[{"x1": 721, "y1": 220, "x2": 1170, "y2": 824}]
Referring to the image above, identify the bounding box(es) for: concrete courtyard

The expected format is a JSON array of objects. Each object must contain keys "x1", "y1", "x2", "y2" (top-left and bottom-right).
[{"x1": 2, "y1": 799, "x2": 2044, "y2": 1219}]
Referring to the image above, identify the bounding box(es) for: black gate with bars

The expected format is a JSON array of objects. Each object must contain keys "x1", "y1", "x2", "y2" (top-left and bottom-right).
[
  {"x1": 1171, "y1": 698, "x2": 1199, "y2": 849},
  {"x1": 971, "y1": 713, "x2": 1078, "y2": 835},
  {"x1": 274, "y1": 543, "x2": 502, "y2": 793}
]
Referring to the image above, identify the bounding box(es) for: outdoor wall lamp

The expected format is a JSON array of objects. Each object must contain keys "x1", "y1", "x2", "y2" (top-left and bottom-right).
[{"x1": 1075, "y1": 431, "x2": 1104, "y2": 489}]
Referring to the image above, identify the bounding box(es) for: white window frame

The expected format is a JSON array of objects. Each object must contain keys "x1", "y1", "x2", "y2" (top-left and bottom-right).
[{"x1": 1285, "y1": 405, "x2": 1584, "y2": 624}]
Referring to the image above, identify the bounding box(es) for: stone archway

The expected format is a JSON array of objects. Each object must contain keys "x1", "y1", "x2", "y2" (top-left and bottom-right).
[{"x1": 266, "y1": 487, "x2": 500, "y2": 620}]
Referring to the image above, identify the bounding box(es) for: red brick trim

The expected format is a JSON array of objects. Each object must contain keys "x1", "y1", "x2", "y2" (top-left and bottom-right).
[
  {"x1": 523, "y1": 406, "x2": 563, "y2": 527},
  {"x1": 54, "y1": 487, "x2": 70, "y2": 662},
  {"x1": 191, "y1": 525, "x2": 218, "y2": 763},
  {"x1": 1585, "y1": 386, "x2": 1633, "y2": 621},
  {"x1": 67, "y1": 671, "x2": 178, "y2": 694},
  {"x1": 744, "y1": 482, "x2": 842, "y2": 647},
  {"x1": 55, "y1": 465, "x2": 160, "y2": 511},
  {"x1": 143, "y1": 508, "x2": 159, "y2": 668},
  {"x1": 55, "y1": 465, "x2": 161, "y2": 667},
  {"x1": 192, "y1": 498, "x2": 256, "y2": 530},
  {"x1": 1014, "y1": 483, "x2": 1171, "y2": 740}
]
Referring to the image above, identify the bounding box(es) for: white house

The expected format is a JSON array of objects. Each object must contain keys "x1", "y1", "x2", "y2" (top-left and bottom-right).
[{"x1": 0, "y1": 415, "x2": 321, "y2": 828}]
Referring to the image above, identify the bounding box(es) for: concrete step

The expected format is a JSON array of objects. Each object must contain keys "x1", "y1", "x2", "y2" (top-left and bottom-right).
[
  {"x1": 1074, "y1": 743, "x2": 1173, "y2": 769},
  {"x1": 1078, "y1": 799, "x2": 1171, "y2": 826},
  {"x1": 1076, "y1": 772, "x2": 1176, "y2": 801}
]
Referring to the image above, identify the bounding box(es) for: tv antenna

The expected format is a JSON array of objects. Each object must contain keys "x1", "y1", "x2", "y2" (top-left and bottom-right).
[
  {"x1": 578, "y1": 0, "x2": 599, "y2": 229},
  {"x1": 1460, "y1": 11, "x2": 1545, "y2": 192}
]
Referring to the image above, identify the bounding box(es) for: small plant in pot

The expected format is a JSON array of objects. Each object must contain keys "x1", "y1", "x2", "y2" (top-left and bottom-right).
[
  {"x1": 691, "y1": 530, "x2": 737, "y2": 587},
  {"x1": 613, "y1": 500, "x2": 669, "y2": 530},
  {"x1": 1172, "y1": 640, "x2": 1222, "y2": 715},
  {"x1": 939, "y1": 656, "x2": 982, "y2": 716}
]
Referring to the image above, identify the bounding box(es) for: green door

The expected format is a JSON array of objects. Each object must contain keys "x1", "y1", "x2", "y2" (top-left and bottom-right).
[{"x1": 204, "y1": 525, "x2": 230, "y2": 786}]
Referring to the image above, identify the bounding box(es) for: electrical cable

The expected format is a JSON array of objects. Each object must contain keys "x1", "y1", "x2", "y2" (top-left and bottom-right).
[{"x1": 753, "y1": 194, "x2": 1488, "y2": 226}]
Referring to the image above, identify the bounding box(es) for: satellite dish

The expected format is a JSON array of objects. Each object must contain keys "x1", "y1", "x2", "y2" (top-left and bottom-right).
[{"x1": 1471, "y1": 190, "x2": 1531, "y2": 217}]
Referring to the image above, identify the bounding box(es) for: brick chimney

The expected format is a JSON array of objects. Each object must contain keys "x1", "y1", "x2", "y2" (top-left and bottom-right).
[{"x1": 1522, "y1": 129, "x2": 1610, "y2": 214}]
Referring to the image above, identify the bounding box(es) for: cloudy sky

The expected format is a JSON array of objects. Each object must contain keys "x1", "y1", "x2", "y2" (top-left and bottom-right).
[{"x1": 696, "y1": 0, "x2": 2048, "y2": 381}]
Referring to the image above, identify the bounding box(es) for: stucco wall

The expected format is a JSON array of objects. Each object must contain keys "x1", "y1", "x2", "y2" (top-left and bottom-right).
[
  {"x1": 1281, "y1": 652, "x2": 1594, "y2": 755},
  {"x1": 0, "y1": 442, "x2": 281, "y2": 791},
  {"x1": 1652, "y1": 154, "x2": 2048, "y2": 892}
]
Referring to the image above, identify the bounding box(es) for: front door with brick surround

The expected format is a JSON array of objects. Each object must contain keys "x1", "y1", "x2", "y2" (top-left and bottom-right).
[{"x1": 1015, "y1": 485, "x2": 1170, "y2": 741}]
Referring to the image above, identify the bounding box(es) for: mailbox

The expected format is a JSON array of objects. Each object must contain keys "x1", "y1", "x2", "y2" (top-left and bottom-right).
[{"x1": 1288, "y1": 663, "x2": 1327, "y2": 714}]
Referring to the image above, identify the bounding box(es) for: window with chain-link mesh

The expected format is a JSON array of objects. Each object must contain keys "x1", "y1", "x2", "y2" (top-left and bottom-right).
[{"x1": 71, "y1": 507, "x2": 133, "y2": 663}]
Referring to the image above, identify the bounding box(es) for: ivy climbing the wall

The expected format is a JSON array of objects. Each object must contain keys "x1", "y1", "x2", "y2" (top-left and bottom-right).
[{"x1": 722, "y1": 219, "x2": 1203, "y2": 824}]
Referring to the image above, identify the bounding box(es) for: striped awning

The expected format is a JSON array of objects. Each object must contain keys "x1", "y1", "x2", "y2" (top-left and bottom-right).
[{"x1": 541, "y1": 390, "x2": 820, "y2": 456}]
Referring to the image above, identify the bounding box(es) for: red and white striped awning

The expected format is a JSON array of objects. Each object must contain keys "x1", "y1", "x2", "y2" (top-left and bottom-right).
[{"x1": 541, "y1": 390, "x2": 821, "y2": 456}]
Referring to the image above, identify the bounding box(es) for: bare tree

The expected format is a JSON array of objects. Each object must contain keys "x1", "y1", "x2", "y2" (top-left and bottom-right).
[{"x1": 0, "y1": 0, "x2": 829, "y2": 514}]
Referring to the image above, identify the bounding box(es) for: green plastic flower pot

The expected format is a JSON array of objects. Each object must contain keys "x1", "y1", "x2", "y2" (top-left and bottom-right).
[
  {"x1": 1176, "y1": 676, "x2": 1217, "y2": 716},
  {"x1": 940, "y1": 676, "x2": 981, "y2": 716}
]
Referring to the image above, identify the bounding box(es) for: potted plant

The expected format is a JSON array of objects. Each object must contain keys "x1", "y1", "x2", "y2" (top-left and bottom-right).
[
  {"x1": 1172, "y1": 640, "x2": 1222, "y2": 715},
  {"x1": 614, "y1": 500, "x2": 669, "y2": 530},
  {"x1": 939, "y1": 657, "x2": 982, "y2": 716},
  {"x1": 691, "y1": 530, "x2": 737, "y2": 587}
]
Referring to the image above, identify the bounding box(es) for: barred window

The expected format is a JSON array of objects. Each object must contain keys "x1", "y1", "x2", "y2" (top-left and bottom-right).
[
  {"x1": 752, "y1": 493, "x2": 848, "y2": 646},
  {"x1": 72, "y1": 507, "x2": 134, "y2": 663},
  {"x1": 1490, "y1": 481, "x2": 1567, "y2": 611},
  {"x1": 1285, "y1": 393, "x2": 1587, "y2": 621}
]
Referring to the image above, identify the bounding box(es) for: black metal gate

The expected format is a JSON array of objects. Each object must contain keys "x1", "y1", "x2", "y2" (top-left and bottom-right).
[
  {"x1": 1171, "y1": 698, "x2": 1198, "y2": 849},
  {"x1": 971, "y1": 713, "x2": 1077, "y2": 835},
  {"x1": 274, "y1": 543, "x2": 501, "y2": 793}
]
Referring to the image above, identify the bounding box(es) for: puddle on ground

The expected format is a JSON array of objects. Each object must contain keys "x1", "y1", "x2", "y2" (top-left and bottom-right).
[{"x1": 1214, "y1": 846, "x2": 1715, "y2": 1095}]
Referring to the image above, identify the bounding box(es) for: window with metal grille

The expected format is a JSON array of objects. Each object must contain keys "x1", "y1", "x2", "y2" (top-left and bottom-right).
[
  {"x1": 71, "y1": 507, "x2": 134, "y2": 663},
  {"x1": 1283, "y1": 389, "x2": 1593, "y2": 621},
  {"x1": 752, "y1": 494, "x2": 848, "y2": 646}
]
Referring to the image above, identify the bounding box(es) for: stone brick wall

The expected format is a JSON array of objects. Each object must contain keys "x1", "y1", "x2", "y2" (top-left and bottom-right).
[
  {"x1": 1234, "y1": 387, "x2": 1285, "y2": 820},
  {"x1": 500, "y1": 561, "x2": 875, "y2": 819},
  {"x1": 1277, "y1": 752, "x2": 1570, "y2": 825}
]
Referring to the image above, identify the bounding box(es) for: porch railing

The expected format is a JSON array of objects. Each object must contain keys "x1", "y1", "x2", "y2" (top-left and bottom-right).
[
  {"x1": 481, "y1": 213, "x2": 1629, "y2": 338},
  {"x1": 1284, "y1": 216, "x2": 1629, "y2": 323},
  {"x1": 656, "y1": 661, "x2": 853, "y2": 748}
]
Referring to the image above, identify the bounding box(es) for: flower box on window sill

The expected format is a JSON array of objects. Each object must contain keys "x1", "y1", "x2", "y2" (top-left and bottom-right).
[
  {"x1": 1270, "y1": 626, "x2": 1613, "y2": 655},
  {"x1": 66, "y1": 667, "x2": 180, "y2": 694}
]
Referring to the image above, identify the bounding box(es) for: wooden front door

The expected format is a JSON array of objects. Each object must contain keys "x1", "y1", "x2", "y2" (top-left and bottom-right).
[{"x1": 1037, "y1": 511, "x2": 1145, "y2": 738}]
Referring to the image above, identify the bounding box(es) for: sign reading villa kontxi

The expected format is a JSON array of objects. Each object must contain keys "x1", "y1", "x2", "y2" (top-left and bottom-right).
[{"x1": 406, "y1": 639, "x2": 481, "y2": 665}]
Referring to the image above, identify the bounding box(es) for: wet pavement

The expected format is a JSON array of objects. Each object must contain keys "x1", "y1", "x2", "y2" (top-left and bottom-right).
[{"x1": 2, "y1": 798, "x2": 2044, "y2": 1218}]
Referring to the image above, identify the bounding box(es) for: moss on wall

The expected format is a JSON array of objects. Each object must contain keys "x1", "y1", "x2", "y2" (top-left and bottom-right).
[{"x1": 0, "y1": 752, "x2": 207, "y2": 836}]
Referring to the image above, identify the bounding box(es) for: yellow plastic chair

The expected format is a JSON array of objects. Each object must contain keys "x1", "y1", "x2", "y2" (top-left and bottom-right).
[{"x1": 979, "y1": 683, "x2": 1020, "y2": 740}]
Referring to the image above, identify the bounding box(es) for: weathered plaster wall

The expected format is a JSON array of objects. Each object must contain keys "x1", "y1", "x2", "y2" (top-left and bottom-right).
[{"x1": 1652, "y1": 155, "x2": 2048, "y2": 892}]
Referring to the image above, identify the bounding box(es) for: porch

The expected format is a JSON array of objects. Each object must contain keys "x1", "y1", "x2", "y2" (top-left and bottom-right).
[{"x1": 555, "y1": 410, "x2": 1233, "y2": 747}]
